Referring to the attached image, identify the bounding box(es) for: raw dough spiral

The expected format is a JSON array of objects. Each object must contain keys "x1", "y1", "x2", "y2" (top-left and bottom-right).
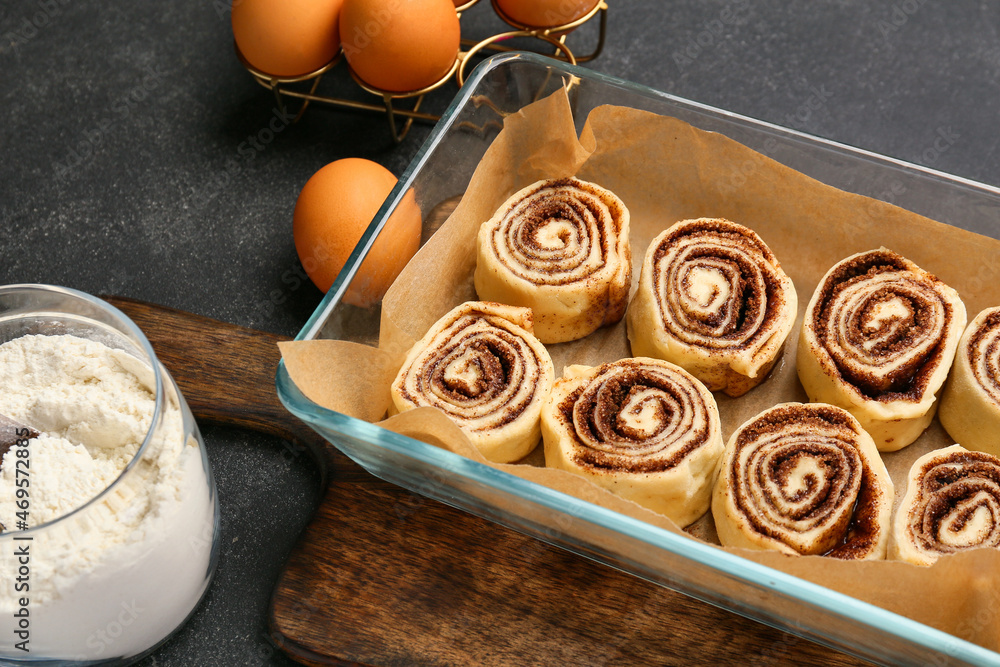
[
  {"x1": 797, "y1": 248, "x2": 966, "y2": 451},
  {"x1": 712, "y1": 402, "x2": 894, "y2": 559},
  {"x1": 939, "y1": 307, "x2": 1000, "y2": 456},
  {"x1": 474, "y1": 177, "x2": 631, "y2": 344},
  {"x1": 390, "y1": 301, "x2": 554, "y2": 463},
  {"x1": 541, "y1": 357, "x2": 723, "y2": 527},
  {"x1": 626, "y1": 218, "x2": 797, "y2": 397},
  {"x1": 891, "y1": 445, "x2": 1000, "y2": 566}
]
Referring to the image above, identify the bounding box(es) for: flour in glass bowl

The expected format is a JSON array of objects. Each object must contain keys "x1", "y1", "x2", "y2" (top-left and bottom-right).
[{"x1": 0, "y1": 334, "x2": 216, "y2": 661}]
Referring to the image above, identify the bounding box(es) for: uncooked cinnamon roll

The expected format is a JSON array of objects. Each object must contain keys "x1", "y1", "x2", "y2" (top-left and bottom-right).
[
  {"x1": 626, "y1": 218, "x2": 797, "y2": 397},
  {"x1": 797, "y1": 248, "x2": 967, "y2": 451},
  {"x1": 892, "y1": 445, "x2": 1000, "y2": 566},
  {"x1": 712, "y1": 403, "x2": 894, "y2": 559},
  {"x1": 474, "y1": 177, "x2": 631, "y2": 344},
  {"x1": 540, "y1": 357, "x2": 723, "y2": 527},
  {"x1": 939, "y1": 307, "x2": 1000, "y2": 457},
  {"x1": 390, "y1": 301, "x2": 555, "y2": 464}
]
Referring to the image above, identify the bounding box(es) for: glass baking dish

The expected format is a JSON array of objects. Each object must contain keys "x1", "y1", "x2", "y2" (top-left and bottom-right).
[{"x1": 277, "y1": 52, "x2": 1000, "y2": 666}]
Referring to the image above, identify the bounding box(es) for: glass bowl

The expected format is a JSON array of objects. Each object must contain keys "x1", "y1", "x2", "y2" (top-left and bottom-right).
[
  {"x1": 0, "y1": 285, "x2": 220, "y2": 665},
  {"x1": 277, "y1": 52, "x2": 1000, "y2": 666}
]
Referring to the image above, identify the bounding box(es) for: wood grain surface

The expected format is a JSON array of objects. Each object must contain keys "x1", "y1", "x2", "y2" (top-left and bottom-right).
[{"x1": 104, "y1": 296, "x2": 870, "y2": 667}]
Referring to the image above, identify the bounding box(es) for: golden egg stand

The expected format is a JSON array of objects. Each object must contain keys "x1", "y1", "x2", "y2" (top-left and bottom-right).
[{"x1": 236, "y1": 0, "x2": 608, "y2": 142}]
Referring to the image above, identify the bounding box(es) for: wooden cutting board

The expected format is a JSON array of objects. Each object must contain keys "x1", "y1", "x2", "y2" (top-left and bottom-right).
[{"x1": 105, "y1": 296, "x2": 869, "y2": 667}]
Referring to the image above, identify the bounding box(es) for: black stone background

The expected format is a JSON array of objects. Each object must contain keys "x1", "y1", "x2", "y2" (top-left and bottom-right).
[{"x1": 0, "y1": 0, "x2": 997, "y2": 665}]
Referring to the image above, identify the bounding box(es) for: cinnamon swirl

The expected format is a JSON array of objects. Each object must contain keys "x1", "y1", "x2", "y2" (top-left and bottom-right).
[
  {"x1": 712, "y1": 403, "x2": 894, "y2": 559},
  {"x1": 891, "y1": 445, "x2": 1000, "y2": 566},
  {"x1": 390, "y1": 301, "x2": 555, "y2": 463},
  {"x1": 797, "y1": 248, "x2": 967, "y2": 451},
  {"x1": 540, "y1": 357, "x2": 723, "y2": 527},
  {"x1": 626, "y1": 218, "x2": 797, "y2": 397},
  {"x1": 474, "y1": 177, "x2": 631, "y2": 344},
  {"x1": 939, "y1": 307, "x2": 1000, "y2": 457}
]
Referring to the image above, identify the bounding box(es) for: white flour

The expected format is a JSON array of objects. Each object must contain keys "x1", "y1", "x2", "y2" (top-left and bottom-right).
[{"x1": 0, "y1": 334, "x2": 215, "y2": 660}]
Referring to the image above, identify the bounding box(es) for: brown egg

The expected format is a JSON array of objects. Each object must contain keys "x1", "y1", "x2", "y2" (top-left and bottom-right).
[
  {"x1": 340, "y1": 0, "x2": 461, "y2": 92},
  {"x1": 495, "y1": 0, "x2": 598, "y2": 28},
  {"x1": 293, "y1": 158, "x2": 422, "y2": 307},
  {"x1": 232, "y1": 0, "x2": 344, "y2": 77}
]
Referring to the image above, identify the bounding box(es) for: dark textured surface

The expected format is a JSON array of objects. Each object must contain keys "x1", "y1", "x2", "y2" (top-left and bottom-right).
[{"x1": 0, "y1": 0, "x2": 997, "y2": 665}]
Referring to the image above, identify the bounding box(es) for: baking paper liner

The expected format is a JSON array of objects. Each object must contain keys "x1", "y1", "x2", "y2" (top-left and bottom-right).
[{"x1": 281, "y1": 89, "x2": 1000, "y2": 652}]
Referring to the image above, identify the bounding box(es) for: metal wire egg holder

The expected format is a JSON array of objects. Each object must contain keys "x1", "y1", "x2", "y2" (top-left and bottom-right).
[{"x1": 235, "y1": 0, "x2": 608, "y2": 142}]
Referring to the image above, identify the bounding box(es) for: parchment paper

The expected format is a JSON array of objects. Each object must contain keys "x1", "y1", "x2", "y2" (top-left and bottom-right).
[{"x1": 280, "y1": 89, "x2": 1000, "y2": 652}]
